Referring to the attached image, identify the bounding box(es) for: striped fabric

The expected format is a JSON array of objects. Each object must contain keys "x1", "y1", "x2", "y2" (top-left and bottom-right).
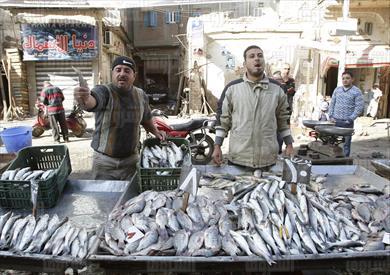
[
  {"x1": 39, "y1": 86, "x2": 65, "y2": 114},
  {"x1": 328, "y1": 85, "x2": 364, "y2": 121},
  {"x1": 89, "y1": 83, "x2": 152, "y2": 158}
]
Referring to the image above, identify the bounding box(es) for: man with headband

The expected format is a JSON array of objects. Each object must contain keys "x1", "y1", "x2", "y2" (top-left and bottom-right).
[{"x1": 74, "y1": 56, "x2": 163, "y2": 180}]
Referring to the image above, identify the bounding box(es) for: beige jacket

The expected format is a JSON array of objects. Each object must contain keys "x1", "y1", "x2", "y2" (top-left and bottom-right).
[{"x1": 217, "y1": 74, "x2": 291, "y2": 168}]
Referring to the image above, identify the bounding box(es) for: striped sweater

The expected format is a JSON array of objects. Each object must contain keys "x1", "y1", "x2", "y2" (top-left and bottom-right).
[
  {"x1": 39, "y1": 86, "x2": 65, "y2": 114},
  {"x1": 328, "y1": 85, "x2": 364, "y2": 121}
]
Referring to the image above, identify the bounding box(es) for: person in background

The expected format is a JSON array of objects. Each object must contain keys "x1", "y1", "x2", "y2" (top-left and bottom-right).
[
  {"x1": 328, "y1": 71, "x2": 364, "y2": 157},
  {"x1": 367, "y1": 83, "x2": 383, "y2": 119},
  {"x1": 39, "y1": 81, "x2": 69, "y2": 144},
  {"x1": 73, "y1": 56, "x2": 164, "y2": 180},
  {"x1": 280, "y1": 63, "x2": 296, "y2": 112},
  {"x1": 214, "y1": 45, "x2": 294, "y2": 172},
  {"x1": 318, "y1": 101, "x2": 330, "y2": 121}
]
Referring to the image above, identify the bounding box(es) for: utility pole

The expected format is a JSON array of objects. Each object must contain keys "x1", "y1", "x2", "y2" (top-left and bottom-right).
[{"x1": 337, "y1": 0, "x2": 349, "y2": 86}]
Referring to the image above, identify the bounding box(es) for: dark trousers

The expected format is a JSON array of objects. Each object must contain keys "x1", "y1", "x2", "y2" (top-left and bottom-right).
[
  {"x1": 334, "y1": 119, "x2": 354, "y2": 157},
  {"x1": 49, "y1": 112, "x2": 68, "y2": 142}
]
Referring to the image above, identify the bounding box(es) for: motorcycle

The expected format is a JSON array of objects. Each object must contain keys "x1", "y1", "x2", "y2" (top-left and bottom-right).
[
  {"x1": 151, "y1": 109, "x2": 216, "y2": 165},
  {"x1": 32, "y1": 103, "x2": 87, "y2": 138}
]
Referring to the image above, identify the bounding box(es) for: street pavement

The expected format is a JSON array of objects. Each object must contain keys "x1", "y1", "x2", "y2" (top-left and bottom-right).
[{"x1": 1, "y1": 114, "x2": 389, "y2": 179}]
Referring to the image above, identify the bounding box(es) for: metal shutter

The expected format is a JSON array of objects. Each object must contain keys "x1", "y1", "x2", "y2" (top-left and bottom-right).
[{"x1": 35, "y1": 60, "x2": 93, "y2": 111}]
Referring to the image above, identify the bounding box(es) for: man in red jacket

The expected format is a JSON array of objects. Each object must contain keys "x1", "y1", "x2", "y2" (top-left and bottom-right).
[{"x1": 39, "y1": 81, "x2": 69, "y2": 143}]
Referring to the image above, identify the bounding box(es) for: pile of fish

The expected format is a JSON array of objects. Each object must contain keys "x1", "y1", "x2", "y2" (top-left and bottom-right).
[
  {"x1": 142, "y1": 141, "x2": 190, "y2": 168},
  {"x1": 330, "y1": 184, "x2": 390, "y2": 250},
  {"x1": 202, "y1": 173, "x2": 389, "y2": 258},
  {"x1": 0, "y1": 212, "x2": 97, "y2": 258},
  {"x1": 101, "y1": 190, "x2": 236, "y2": 257},
  {"x1": 99, "y1": 173, "x2": 389, "y2": 264},
  {"x1": 1, "y1": 167, "x2": 55, "y2": 181}
]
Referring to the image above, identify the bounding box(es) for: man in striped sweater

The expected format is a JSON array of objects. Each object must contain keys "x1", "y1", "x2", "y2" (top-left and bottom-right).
[
  {"x1": 40, "y1": 81, "x2": 69, "y2": 143},
  {"x1": 328, "y1": 71, "x2": 364, "y2": 157},
  {"x1": 73, "y1": 56, "x2": 163, "y2": 180}
]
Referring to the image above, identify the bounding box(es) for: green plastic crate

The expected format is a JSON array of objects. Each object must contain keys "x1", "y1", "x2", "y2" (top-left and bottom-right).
[
  {"x1": 0, "y1": 145, "x2": 72, "y2": 209},
  {"x1": 139, "y1": 138, "x2": 190, "y2": 192}
]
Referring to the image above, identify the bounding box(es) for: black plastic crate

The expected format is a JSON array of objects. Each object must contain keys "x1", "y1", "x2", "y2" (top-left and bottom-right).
[
  {"x1": 0, "y1": 145, "x2": 71, "y2": 208},
  {"x1": 139, "y1": 138, "x2": 190, "y2": 192}
]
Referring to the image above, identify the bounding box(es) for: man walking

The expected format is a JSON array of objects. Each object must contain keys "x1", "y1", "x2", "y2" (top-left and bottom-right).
[
  {"x1": 328, "y1": 71, "x2": 364, "y2": 157},
  {"x1": 367, "y1": 83, "x2": 382, "y2": 119},
  {"x1": 214, "y1": 45, "x2": 294, "y2": 171},
  {"x1": 40, "y1": 81, "x2": 69, "y2": 143}
]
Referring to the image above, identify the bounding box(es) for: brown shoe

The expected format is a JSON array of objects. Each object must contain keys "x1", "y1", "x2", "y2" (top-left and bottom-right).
[{"x1": 64, "y1": 138, "x2": 69, "y2": 143}]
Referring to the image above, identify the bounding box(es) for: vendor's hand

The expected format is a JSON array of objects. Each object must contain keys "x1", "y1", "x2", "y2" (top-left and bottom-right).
[
  {"x1": 212, "y1": 145, "x2": 223, "y2": 166},
  {"x1": 285, "y1": 144, "x2": 294, "y2": 157},
  {"x1": 74, "y1": 86, "x2": 91, "y2": 105}
]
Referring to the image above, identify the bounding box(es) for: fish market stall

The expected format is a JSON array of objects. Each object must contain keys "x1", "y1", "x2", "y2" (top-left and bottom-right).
[
  {"x1": 89, "y1": 164, "x2": 390, "y2": 273},
  {"x1": 0, "y1": 178, "x2": 137, "y2": 273}
]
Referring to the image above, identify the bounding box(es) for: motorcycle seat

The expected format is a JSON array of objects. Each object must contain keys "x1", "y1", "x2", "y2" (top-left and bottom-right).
[{"x1": 170, "y1": 118, "x2": 208, "y2": 131}]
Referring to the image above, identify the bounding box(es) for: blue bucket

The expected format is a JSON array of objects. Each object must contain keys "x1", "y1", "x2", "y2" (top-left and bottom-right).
[{"x1": 0, "y1": 126, "x2": 32, "y2": 153}]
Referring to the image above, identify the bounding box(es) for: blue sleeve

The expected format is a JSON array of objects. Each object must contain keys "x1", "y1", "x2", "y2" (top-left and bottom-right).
[{"x1": 350, "y1": 91, "x2": 364, "y2": 120}]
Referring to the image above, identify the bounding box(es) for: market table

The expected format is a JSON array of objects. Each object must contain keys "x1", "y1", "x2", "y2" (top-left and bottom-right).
[
  {"x1": 0, "y1": 178, "x2": 135, "y2": 273},
  {"x1": 88, "y1": 165, "x2": 390, "y2": 274}
]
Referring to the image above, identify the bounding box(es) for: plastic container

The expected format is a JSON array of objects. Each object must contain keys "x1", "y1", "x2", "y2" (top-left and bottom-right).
[
  {"x1": 0, "y1": 126, "x2": 32, "y2": 153},
  {"x1": 0, "y1": 145, "x2": 72, "y2": 209},
  {"x1": 139, "y1": 138, "x2": 190, "y2": 192}
]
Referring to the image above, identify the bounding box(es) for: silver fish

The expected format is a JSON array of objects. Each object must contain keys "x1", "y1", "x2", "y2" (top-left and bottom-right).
[
  {"x1": 188, "y1": 231, "x2": 205, "y2": 254},
  {"x1": 152, "y1": 194, "x2": 167, "y2": 211},
  {"x1": 218, "y1": 215, "x2": 233, "y2": 236},
  {"x1": 166, "y1": 209, "x2": 180, "y2": 232},
  {"x1": 271, "y1": 224, "x2": 287, "y2": 255},
  {"x1": 187, "y1": 203, "x2": 205, "y2": 227},
  {"x1": 0, "y1": 212, "x2": 12, "y2": 234},
  {"x1": 247, "y1": 233, "x2": 275, "y2": 265},
  {"x1": 43, "y1": 222, "x2": 71, "y2": 254},
  {"x1": 176, "y1": 210, "x2": 193, "y2": 232},
  {"x1": 221, "y1": 233, "x2": 240, "y2": 256},
  {"x1": 123, "y1": 198, "x2": 146, "y2": 216},
  {"x1": 174, "y1": 229, "x2": 190, "y2": 256},
  {"x1": 239, "y1": 207, "x2": 254, "y2": 230},
  {"x1": 137, "y1": 229, "x2": 158, "y2": 251},
  {"x1": 10, "y1": 216, "x2": 29, "y2": 247},
  {"x1": 17, "y1": 215, "x2": 36, "y2": 251},
  {"x1": 255, "y1": 223, "x2": 280, "y2": 256},
  {"x1": 229, "y1": 230, "x2": 252, "y2": 256},
  {"x1": 63, "y1": 227, "x2": 80, "y2": 255},
  {"x1": 295, "y1": 221, "x2": 318, "y2": 254},
  {"x1": 124, "y1": 239, "x2": 140, "y2": 255},
  {"x1": 356, "y1": 203, "x2": 371, "y2": 223},
  {"x1": 204, "y1": 225, "x2": 221, "y2": 253},
  {"x1": 14, "y1": 167, "x2": 31, "y2": 180}
]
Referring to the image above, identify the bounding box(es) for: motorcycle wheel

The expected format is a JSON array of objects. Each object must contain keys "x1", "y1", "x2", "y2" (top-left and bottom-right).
[
  {"x1": 187, "y1": 133, "x2": 214, "y2": 165},
  {"x1": 32, "y1": 126, "x2": 44, "y2": 137},
  {"x1": 71, "y1": 118, "x2": 87, "y2": 137}
]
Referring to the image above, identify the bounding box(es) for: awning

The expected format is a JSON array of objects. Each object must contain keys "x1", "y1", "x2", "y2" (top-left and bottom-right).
[{"x1": 321, "y1": 45, "x2": 390, "y2": 77}]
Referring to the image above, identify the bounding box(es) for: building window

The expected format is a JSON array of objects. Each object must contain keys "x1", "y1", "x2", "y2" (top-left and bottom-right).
[
  {"x1": 165, "y1": 11, "x2": 181, "y2": 24},
  {"x1": 144, "y1": 11, "x2": 158, "y2": 27},
  {"x1": 364, "y1": 22, "x2": 373, "y2": 35},
  {"x1": 104, "y1": 31, "x2": 111, "y2": 45}
]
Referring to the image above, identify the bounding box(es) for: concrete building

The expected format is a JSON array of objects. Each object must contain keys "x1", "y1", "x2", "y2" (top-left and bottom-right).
[
  {"x1": 0, "y1": 6, "x2": 132, "y2": 117},
  {"x1": 183, "y1": 0, "x2": 390, "y2": 119},
  {"x1": 319, "y1": 0, "x2": 390, "y2": 118}
]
